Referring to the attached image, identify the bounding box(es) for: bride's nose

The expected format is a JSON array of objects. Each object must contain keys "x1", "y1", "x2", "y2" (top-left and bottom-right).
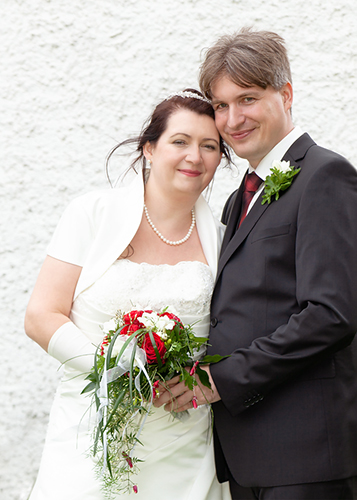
[{"x1": 185, "y1": 145, "x2": 202, "y2": 164}]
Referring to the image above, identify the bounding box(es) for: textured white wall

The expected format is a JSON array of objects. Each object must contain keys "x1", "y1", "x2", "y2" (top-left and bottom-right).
[{"x1": 1, "y1": 0, "x2": 356, "y2": 498}]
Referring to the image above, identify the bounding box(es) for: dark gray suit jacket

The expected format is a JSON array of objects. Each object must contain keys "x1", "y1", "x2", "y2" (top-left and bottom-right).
[{"x1": 208, "y1": 133, "x2": 357, "y2": 487}]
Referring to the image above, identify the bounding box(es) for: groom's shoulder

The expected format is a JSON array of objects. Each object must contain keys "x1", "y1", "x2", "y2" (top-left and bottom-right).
[{"x1": 288, "y1": 133, "x2": 355, "y2": 175}]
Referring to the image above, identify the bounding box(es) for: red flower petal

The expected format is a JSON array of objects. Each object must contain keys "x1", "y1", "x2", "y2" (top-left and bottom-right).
[
  {"x1": 189, "y1": 360, "x2": 199, "y2": 376},
  {"x1": 142, "y1": 333, "x2": 167, "y2": 365}
]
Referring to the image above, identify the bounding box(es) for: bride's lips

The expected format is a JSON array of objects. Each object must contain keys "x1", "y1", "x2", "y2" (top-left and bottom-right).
[{"x1": 178, "y1": 169, "x2": 201, "y2": 177}]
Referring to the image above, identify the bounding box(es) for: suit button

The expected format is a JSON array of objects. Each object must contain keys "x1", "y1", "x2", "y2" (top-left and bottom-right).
[{"x1": 210, "y1": 317, "x2": 218, "y2": 327}]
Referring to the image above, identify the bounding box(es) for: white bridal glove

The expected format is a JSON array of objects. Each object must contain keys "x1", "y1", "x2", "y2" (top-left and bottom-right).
[{"x1": 47, "y1": 322, "x2": 96, "y2": 373}]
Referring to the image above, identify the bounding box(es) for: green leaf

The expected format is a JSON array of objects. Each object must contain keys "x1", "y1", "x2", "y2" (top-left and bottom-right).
[
  {"x1": 192, "y1": 336, "x2": 209, "y2": 346},
  {"x1": 81, "y1": 381, "x2": 97, "y2": 394},
  {"x1": 200, "y1": 354, "x2": 226, "y2": 364},
  {"x1": 108, "y1": 327, "x2": 145, "y2": 370},
  {"x1": 147, "y1": 330, "x2": 163, "y2": 367},
  {"x1": 196, "y1": 366, "x2": 211, "y2": 389},
  {"x1": 261, "y1": 166, "x2": 301, "y2": 206},
  {"x1": 103, "y1": 389, "x2": 127, "y2": 432},
  {"x1": 128, "y1": 339, "x2": 138, "y2": 408},
  {"x1": 181, "y1": 369, "x2": 195, "y2": 390}
]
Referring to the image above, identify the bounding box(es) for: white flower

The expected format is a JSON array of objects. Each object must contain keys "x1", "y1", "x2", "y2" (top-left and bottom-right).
[
  {"x1": 272, "y1": 160, "x2": 292, "y2": 173},
  {"x1": 138, "y1": 311, "x2": 160, "y2": 328},
  {"x1": 102, "y1": 318, "x2": 118, "y2": 334},
  {"x1": 110, "y1": 335, "x2": 129, "y2": 358},
  {"x1": 156, "y1": 316, "x2": 176, "y2": 332},
  {"x1": 138, "y1": 312, "x2": 175, "y2": 333}
]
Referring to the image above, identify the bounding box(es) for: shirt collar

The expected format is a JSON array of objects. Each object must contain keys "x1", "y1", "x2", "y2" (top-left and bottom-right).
[{"x1": 249, "y1": 126, "x2": 304, "y2": 181}]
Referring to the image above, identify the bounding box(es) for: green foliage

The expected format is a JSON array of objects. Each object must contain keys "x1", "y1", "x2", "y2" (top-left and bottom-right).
[
  {"x1": 195, "y1": 365, "x2": 211, "y2": 389},
  {"x1": 262, "y1": 166, "x2": 301, "y2": 205},
  {"x1": 201, "y1": 354, "x2": 228, "y2": 364}
]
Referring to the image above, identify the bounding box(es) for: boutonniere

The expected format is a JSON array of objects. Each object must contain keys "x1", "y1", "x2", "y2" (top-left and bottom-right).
[{"x1": 262, "y1": 160, "x2": 301, "y2": 205}]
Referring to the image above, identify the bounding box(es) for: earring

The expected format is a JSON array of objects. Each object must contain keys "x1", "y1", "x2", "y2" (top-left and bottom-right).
[{"x1": 147, "y1": 159, "x2": 152, "y2": 167}]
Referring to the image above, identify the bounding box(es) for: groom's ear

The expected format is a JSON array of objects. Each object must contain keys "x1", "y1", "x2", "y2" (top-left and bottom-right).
[{"x1": 280, "y1": 82, "x2": 293, "y2": 112}]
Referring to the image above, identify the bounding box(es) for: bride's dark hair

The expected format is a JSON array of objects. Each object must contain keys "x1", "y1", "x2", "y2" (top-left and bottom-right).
[{"x1": 106, "y1": 88, "x2": 232, "y2": 185}]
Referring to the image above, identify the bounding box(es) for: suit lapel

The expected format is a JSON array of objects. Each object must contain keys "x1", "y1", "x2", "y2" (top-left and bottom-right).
[
  {"x1": 220, "y1": 172, "x2": 246, "y2": 254},
  {"x1": 217, "y1": 190, "x2": 269, "y2": 278},
  {"x1": 217, "y1": 133, "x2": 316, "y2": 281},
  {"x1": 282, "y1": 133, "x2": 315, "y2": 164}
]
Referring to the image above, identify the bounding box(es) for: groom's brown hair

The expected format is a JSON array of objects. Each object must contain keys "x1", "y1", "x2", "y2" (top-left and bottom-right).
[{"x1": 199, "y1": 27, "x2": 292, "y2": 99}]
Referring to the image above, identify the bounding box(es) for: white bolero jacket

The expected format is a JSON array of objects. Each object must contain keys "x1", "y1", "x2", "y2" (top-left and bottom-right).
[{"x1": 47, "y1": 171, "x2": 225, "y2": 301}]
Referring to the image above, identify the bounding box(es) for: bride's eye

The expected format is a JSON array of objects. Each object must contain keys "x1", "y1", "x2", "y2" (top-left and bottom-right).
[{"x1": 173, "y1": 140, "x2": 186, "y2": 146}]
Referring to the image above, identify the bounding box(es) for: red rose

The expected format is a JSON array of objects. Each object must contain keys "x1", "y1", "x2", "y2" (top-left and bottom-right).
[
  {"x1": 123, "y1": 310, "x2": 144, "y2": 324},
  {"x1": 121, "y1": 310, "x2": 145, "y2": 336},
  {"x1": 159, "y1": 311, "x2": 183, "y2": 329},
  {"x1": 142, "y1": 332, "x2": 166, "y2": 364},
  {"x1": 121, "y1": 323, "x2": 142, "y2": 336},
  {"x1": 159, "y1": 311, "x2": 181, "y2": 322}
]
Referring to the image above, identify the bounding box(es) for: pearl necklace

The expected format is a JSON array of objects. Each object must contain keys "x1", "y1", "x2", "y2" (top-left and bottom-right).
[{"x1": 143, "y1": 204, "x2": 196, "y2": 246}]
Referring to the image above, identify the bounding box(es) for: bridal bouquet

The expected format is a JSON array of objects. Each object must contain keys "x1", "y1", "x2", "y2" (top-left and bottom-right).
[{"x1": 82, "y1": 307, "x2": 221, "y2": 497}]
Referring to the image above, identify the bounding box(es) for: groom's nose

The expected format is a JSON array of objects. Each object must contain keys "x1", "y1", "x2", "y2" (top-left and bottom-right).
[{"x1": 226, "y1": 105, "x2": 245, "y2": 130}]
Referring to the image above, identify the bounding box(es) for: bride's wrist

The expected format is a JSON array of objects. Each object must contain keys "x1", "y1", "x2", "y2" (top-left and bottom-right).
[{"x1": 48, "y1": 322, "x2": 96, "y2": 373}]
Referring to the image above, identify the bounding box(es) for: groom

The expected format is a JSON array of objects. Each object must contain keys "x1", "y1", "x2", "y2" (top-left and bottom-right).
[
  {"x1": 197, "y1": 28, "x2": 357, "y2": 499},
  {"x1": 157, "y1": 28, "x2": 357, "y2": 499}
]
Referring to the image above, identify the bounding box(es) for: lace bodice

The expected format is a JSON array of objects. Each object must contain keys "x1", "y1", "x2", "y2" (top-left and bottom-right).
[
  {"x1": 71, "y1": 260, "x2": 214, "y2": 343},
  {"x1": 77, "y1": 259, "x2": 213, "y2": 315}
]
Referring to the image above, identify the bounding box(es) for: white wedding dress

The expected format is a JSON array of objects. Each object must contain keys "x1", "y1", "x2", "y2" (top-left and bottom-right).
[{"x1": 30, "y1": 259, "x2": 231, "y2": 500}]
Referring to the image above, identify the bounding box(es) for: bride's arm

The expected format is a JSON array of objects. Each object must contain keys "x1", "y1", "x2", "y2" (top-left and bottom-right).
[
  {"x1": 25, "y1": 255, "x2": 82, "y2": 351},
  {"x1": 25, "y1": 256, "x2": 96, "y2": 373}
]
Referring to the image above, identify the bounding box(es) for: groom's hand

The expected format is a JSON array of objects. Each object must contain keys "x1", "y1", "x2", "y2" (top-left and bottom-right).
[{"x1": 153, "y1": 365, "x2": 221, "y2": 412}]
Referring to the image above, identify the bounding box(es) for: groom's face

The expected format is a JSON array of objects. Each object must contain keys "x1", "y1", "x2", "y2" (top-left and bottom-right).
[{"x1": 211, "y1": 76, "x2": 293, "y2": 168}]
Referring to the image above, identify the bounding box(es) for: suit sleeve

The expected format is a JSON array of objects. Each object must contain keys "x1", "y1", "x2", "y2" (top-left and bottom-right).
[{"x1": 211, "y1": 155, "x2": 357, "y2": 415}]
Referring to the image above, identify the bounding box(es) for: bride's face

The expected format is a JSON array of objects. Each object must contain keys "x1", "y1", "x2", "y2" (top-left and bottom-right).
[{"x1": 144, "y1": 109, "x2": 222, "y2": 197}]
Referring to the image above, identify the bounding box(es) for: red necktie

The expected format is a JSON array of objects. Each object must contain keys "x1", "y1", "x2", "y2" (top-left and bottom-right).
[{"x1": 238, "y1": 171, "x2": 262, "y2": 227}]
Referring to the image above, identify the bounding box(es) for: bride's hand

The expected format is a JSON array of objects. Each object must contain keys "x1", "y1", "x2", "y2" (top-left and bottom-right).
[
  {"x1": 153, "y1": 366, "x2": 221, "y2": 411},
  {"x1": 152, "y1": 376, "x2": 181, "y2": 407}
]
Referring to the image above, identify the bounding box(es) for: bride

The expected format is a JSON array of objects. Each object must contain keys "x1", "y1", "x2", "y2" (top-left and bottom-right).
[{"x1": 25, "y1": 89, "x2": 232, "y2": 499}]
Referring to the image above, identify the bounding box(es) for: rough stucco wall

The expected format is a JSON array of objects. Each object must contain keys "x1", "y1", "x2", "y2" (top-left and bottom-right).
[{"x1": 1, "y1": 0, "x2": 356, "y2": 498}]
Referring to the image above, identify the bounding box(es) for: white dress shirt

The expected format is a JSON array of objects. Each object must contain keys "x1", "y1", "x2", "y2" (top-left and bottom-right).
[{"x1": 246, "y1": 126, "x2": 304, "y2": 215}]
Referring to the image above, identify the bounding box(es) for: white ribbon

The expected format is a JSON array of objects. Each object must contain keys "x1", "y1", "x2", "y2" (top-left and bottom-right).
[{"x1": 96, "y1": 338, "x2": 154, "y2": 474}]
